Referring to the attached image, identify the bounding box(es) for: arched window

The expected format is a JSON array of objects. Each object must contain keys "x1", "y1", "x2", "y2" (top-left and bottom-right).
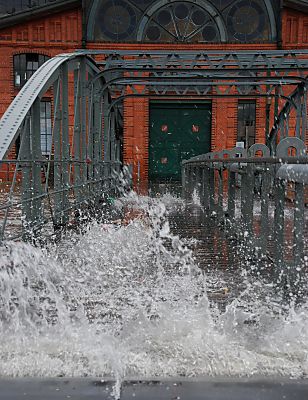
[
  {"x1": 87, "y1": 0, "x2": 277, "y2": 43},
  {"x1": 13, "y1": 53, "x2": 49, "y2": 88},
  {"x1": 138, "y1": 1, "x2": 226, "y2": 42}
]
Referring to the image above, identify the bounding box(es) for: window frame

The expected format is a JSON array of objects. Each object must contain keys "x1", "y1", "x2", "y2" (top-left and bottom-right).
[
  {"x1": 13, "y1": 53, "x2": 49, "y2": 88},
  {"x1": 40, "y1": 100, "x2": 52, "y2": 156},
  {"x1": 237, "y1": 100, "x2": 257, "y2": 149}
]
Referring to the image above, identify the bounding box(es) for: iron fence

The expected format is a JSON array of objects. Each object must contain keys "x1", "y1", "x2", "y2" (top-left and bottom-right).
[{"x1": 182, "y1": 137, "x2": 308, "y2": 282}]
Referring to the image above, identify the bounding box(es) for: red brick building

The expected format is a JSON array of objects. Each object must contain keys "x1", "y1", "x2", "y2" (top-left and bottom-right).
[{"x1": 0, "y1": 0, "x2": 307, "y2": 186}]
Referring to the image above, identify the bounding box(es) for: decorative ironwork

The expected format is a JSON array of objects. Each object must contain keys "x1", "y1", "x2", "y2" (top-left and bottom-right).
[
  {"x1": 0, "y1": 49, "x2": 307, "y2": 242},
  {"x1": 87, "y1": 0, "x2": 276, "y2": 43},
  {"x1": 182, "y1": 137, "x2": 308, "y2": 275}
]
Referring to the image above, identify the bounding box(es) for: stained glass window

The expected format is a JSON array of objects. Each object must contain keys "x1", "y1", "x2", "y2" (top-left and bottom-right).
[{"x1": 88, "y1": 0, "x2": 277, "y2": 43}]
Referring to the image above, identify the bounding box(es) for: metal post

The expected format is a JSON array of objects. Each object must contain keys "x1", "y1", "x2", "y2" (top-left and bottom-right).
[
  {"x1": 199, "y1": 167, "x2": 206, "y2": 207},
  {"x1": 188, "y1": 165, "x2": 195, "y2": 201},
  {"x1": 260, "y1": 167, "x2": 271, "y2": 255},
  {"x1": 103, "y1": 90, "x2": 111, "y2": 190},
  {"x1": 53, "y1": 79, "x2": 62, "y2": 228},
  {"x1": 203, "y1": 166, "x2": 210, "y2": 211},
  {"x1": 301, "y1": 88, "x2": 307, "y2": 143},
  {"x1": 195, "y1": 166, "x2": 202, "y2": 202},
  {"x1": 274, "y1": 178, "x2": 285, "y2": 269},
  {"x1": 93, "y1": 85, "x2": 102, "y2": 199},
  {"x1": 31, "y1": 98, "x2": 43, "y2": 234},
  {"x1": 87, "y1": 84, "x2": 94, "y2": 197},
  {"x1": 110, "y1": 109, "x2": 116, "y2": 191},
  {"x1": 295, "y1": 94, "x2": 301, "y2": 139},
  {"x1": 217, "y1": 169, "x2": 224, "y2": 222},
  {"x1": 245, "y1": 164, "x2": 255, "y2": 235},
  {"x1": 227, "y1": 170, "x2": 236, "y2": 223},
  {"x1": 80, "y1": 57, "x2": 88, "y2": 200},
  {"x1": 181, "y1": 162, "x2": 187, "y2": 200},
  {"x1": 73, "y1": 68, "x2": 82, "y2": 204},
  {"x1": 20, "y1": 116, "x2": 32, "y2": 239},
  {"x1": 209, "y1": 167, "x2": 215, "y2": 212},
  {"x1": 61, "y1": 63, "x2": 70, "y2": 224},
  {"x1": 294, "y1": 182, "x2": 305, "y2": 269}
]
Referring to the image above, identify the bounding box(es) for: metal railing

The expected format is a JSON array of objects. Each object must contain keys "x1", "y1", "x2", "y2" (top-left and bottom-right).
[
  {"x1": 182, "y1": 137, "x2": 308, "y2": 281},
  {"x1": 0, "y1": 53, "x2": 127, "y2": 243},
  {"x1": 0, "y1": 158, "x2": 129, "y2": 242}
]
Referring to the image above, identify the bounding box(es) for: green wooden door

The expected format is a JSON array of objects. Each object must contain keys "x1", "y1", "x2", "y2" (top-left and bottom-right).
[{"x1": 149, "y1": 102, "x2": 211, "y2": 181}]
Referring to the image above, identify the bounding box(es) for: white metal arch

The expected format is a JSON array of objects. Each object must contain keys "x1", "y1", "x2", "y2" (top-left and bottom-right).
[{"x1": 0, "y1": 52, "x2": 103, "y2": 160}]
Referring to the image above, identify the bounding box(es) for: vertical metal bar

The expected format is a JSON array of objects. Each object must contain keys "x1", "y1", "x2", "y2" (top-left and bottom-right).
[
  {"x1": 188, "y1": 166, "x2": 195, "y2": 200},
  {"x1": 241, "y1": 170, "x2": 248, "y2": 225},
  {"x1": 209, "y1": 167, "x2": 215, "y2": 212},
  {"x1": 246, "y1": 164, "x2": 255, "y2": 235},
  {"x1": 110, "y1": 110, "x2": 116, "y2": 191},
  {"x1": 93, "y1": 85, "x2": 102, "y2": 199},
  {"x1": 203, "y1": 166, "x2": 210, "y2": 211},
  {"x1": 295, "y1": 94, "x2": 301, "y2": 138},
  {"x1": 281, "y1": 118, "x2": 285, "y2": 140},
  {"x1": 103, "y1": 90, "x2": 111, "y2": 190},
  {"x1": 294, "y1": 182, "x2": 305, "y2": 268},
  {"x1": 260, "y1": 167, "x2": 271, "y2": 255},
  {"x1": 61, "y1": 62, "x2": 70, "y2": 224},
  {"x1": 199, "y1": 167, "x2": 206, "y2": 207},
  {"x1": 73, "y1": 68, "x2": 82, "y2": 204},
  {"x1": 87, "y1": 83, "x2": 94, "y2": 197},
  {"x1": 80, "y1": 58, "x2": 87, "y2": 187},
  {"x1": 227, "y1": 170, "x2": 236, "y2": 223},
  {"x1": 20, "y1": 116, "x2": 32, "y2": 239},
  {"x1": 274, "y1": 178, "x2": 285, "y2": 268},
  {"x1": 194, "y1": 166, "x2": 201, "y2": 202},
  {"x1": 301, "y1": 89, "x2": 307, "y2": 142},
  {"x1": 181, "y1": 163, "x2": 187, "y2": 200},
  {"x1": 45, "y1": 79, "x2": 60, "y2": 195},
  {"x1": 88, "y1": 85, "x2": 94, "y2": 180},
  {"x1": 217, "y1": 169, "x2": 224, "y2": 221},
  {"x1": 1, "y1": 119, "x2": 31, "y2": 240},
  {"x1": 285, "y1": 113, "x2": 290, "y2": 138},
  {"x1": 54, "y1": 79, "x2": 62, "y2": 228},
  {"x1": 265, "y1": 71, "x2": 271, "y2": 139},
  {"x1": 31, "y1": 99, "x2": 43, "y2": 233}
]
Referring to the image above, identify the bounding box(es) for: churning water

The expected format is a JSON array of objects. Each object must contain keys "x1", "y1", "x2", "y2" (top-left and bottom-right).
[{"x1": 0, "y1": 193, "x2": 308, "y2": 394}]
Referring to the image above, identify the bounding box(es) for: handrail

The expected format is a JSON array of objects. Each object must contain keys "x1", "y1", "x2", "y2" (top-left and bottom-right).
[
  {"x1": 0, "y1": 53, "x2": 103, "y2": 160},
  {"x1": 182, "y1": 139, "x2": 308, "y2": 280}
]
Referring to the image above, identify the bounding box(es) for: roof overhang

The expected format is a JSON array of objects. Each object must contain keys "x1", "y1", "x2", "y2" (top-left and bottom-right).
[
  {"x1": 0, "y1": 0, "x2": 81, "y2": 30},
  {"x1": 283, "y1": 0, "x2": 308, "y2": 12}
]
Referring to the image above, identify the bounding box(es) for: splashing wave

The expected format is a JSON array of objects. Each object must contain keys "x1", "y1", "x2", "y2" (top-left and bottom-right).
[{"x1": 0, "y1": 194, "x2": 307, "y2": 383}]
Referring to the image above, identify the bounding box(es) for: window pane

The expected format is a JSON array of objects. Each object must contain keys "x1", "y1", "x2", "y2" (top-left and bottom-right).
[
  {"x1": 40, "y1": 101, "x2": 52, "y2": 155},
  {"x1": 237, "y1": 101, "x2": 256, "y2": 148},
  {"x1": 14, "y1": 53, "x2": 49, "y2": 87}
]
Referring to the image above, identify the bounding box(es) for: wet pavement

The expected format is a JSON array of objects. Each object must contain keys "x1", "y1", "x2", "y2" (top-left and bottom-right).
[{"x1": 0, "y1": 378, "x2": 307, "y2": 400}]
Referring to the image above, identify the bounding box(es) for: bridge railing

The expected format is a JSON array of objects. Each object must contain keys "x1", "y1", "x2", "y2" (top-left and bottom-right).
[
  {"x1": 0, "y1": 158, "x2": 125, "y2": 242},
  {"x1": 0, "y1": 53, "x2": 127, "y2": 243},
  {"x1": 182, "y1": 137, "x2": 308, "y2": 280}
]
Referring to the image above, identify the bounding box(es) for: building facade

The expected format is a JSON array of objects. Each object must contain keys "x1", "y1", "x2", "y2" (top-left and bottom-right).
[{"x1": 0, "y1": 0, "x2": 307, "y2": 186}]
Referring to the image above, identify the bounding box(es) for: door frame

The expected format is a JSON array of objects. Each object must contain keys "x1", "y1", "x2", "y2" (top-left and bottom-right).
[{"x1": 149, "y1": 100, "x2": 212, "y2": 182}]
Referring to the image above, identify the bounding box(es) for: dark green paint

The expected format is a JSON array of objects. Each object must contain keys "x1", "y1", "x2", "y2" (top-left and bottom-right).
[{"x1": 149, "y1": 102, "x2": 212, "y2": 181}]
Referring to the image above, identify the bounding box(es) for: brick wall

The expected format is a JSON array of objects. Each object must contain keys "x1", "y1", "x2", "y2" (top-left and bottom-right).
[
  {"x1": 0, "y1": 8, "x2": 82, "y2": 182},
  {"x1": 0, "y1": 5, "x2": 307, "y2": 187},
  {"x1": 87, "y1": 42, "x2": 277, "y2": 185},
  {"x1": 282, "y1": 8, "x2": 308, "y2": 48}
]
